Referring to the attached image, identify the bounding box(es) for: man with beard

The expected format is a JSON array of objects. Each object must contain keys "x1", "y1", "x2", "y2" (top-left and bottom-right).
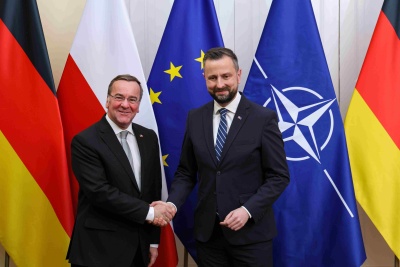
[{"x1": 159, "y1": 47, "x2": 290, "y2": 266}]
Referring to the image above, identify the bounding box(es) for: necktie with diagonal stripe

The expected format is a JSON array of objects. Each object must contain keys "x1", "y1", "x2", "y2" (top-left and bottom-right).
[
  {"x1": 120, "y1": 130, "x2": 140, "y2": 190},
  {"x1": 120, "y1": 131, "x2": 133, "y2": 167},
  {"x1": 215, "y1": 108, "x2": 228, "y2": 162}
]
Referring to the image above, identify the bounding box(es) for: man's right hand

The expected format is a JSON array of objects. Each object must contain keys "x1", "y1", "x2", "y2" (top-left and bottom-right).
[{"x1": 150, "y1": 201, "x2": 176, "y2": 227}]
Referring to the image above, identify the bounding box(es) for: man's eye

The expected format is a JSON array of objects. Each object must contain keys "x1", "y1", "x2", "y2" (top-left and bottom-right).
[{"x1": 115, "y1": 96, "x2": 125, "y2": 101}]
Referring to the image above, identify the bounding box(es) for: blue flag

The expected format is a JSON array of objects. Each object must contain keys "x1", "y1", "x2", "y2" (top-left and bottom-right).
[
  {"x1": 244, "y1": 0, "x2": 366, "y2": 266},
  {"x1": 147, "y1": 0, "x2": 223, "y2": 261}
]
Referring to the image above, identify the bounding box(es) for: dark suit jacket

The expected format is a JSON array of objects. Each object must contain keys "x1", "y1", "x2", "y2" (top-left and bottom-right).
[
  {"x1": 67, "y1": 115, "x2": 162, "y2": 267},
  {"x1": 168, "y1": 95, "x2": 290, "y2": 245}
]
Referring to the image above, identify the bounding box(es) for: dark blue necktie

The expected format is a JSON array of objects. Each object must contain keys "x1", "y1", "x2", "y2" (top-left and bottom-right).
[{"x1": 215, "y1": 108, "x2": 228, "y2": 162}]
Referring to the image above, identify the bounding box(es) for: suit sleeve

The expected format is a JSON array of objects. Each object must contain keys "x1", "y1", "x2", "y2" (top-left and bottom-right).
[
  {"x1": 167, "y1": 110, "x2": 198, "y2": 210},
  {"x1": 72, "y1": 134, "x2": 150, "y2": 224},
  {"x1": 147, "y1": 130, "x2": 162, "y2": 244},
  {"x1": 244, "y1": 110, "x2": 290, "y2": 222}
]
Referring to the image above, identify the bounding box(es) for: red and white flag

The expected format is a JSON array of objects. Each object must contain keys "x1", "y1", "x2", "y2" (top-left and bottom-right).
[{"x1": 57, "y1": 1, "x2": 178, "y2": 266}]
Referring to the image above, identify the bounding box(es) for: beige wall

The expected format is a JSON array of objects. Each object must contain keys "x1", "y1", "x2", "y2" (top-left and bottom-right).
[
  {"x1": 36, "y1": 0, "x2": 86, "y2": 89},
  {"x1": 0, "y1": 0, "x2": 395, "y2": 266}
]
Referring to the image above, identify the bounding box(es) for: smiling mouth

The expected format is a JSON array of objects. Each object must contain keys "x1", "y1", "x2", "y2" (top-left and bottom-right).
[{"x1": 215, "y1": 91, "x2": 228, "y2": 95}]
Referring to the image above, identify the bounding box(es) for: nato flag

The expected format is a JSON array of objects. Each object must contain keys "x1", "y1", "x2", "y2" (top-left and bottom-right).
[{"x1": 244, "y1": 0, "x2": 366, "y2": 266}]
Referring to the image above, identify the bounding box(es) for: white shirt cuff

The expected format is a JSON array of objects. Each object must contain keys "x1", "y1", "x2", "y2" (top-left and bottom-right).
[
  {"x1": 167, "y1": 202, "x2": 177, "y2": 212},
  {"x1": 241, "y1": 206, "x2": 252, "y2": 218},
  {"x1": 146, "y1": 206, "x2": 155, "y2": 221}
]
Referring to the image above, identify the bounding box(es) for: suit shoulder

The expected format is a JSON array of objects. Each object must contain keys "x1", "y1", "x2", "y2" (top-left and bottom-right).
[
  {"x1": 253, "y1": 102, "x2": 276, "y2": 115},
  {"x1": 132, "y1": 123, "x2": 157, "y2": 137},
  {"x1": 245, "y1": 97, "x2": 277, "y2": 118},
  {"x1": 74, "y1": 119, "x2": 102, "y2": 140},
  {"x1": 188, "y1": 101, "x2": 213, "y2": 117},
  {"x1": 132, "y1": 122, "x2": 154, "y2": 132}
]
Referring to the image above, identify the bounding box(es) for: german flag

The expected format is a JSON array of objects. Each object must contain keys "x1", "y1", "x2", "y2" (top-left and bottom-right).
[
  {"x1": 345, "y1": 0, "x2": 400, "y2": 258},
  {"x1": 0, "y1": 0, "x2": 74, "y2": 266}
]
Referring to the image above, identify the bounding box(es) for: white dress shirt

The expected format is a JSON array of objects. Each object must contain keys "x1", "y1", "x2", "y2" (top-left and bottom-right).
[{"x1": 213, "y1": 92, "x2": 241, "y2": 145}]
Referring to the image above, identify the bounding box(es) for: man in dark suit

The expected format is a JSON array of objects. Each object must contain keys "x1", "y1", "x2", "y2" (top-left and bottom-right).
[
  {"x1": 67, "y1": 74, "x2": 175, "y2": 267},
  {"x1": 163, "y1": 47, "x2": 290, "y2": 266}
]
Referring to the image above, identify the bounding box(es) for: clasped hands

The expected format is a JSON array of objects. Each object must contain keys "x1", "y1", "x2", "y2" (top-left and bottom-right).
[
  {"x1": 149, "y1": 201, "x2": 176, "y2": 227},
  {"x1": 149, "y1": 202, "x2": 249, "y2": 231}
]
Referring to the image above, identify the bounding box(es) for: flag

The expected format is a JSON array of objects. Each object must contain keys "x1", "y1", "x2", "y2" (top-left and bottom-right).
[
  {"x1": 345, "y1": 0, "x2": 400, "y2": 258},
  {"x1": 0, "y1": 0, "x2": 74, "y2": 266},
  {"x1": 56, "y1": 0, "x2": 177, "y2": 266},
  {"x1": 147, "y1": 0, "x2": 223, "y2": 261},
  {"x1": 244, "y1": 0, "x2": 366, "y2": 266}
]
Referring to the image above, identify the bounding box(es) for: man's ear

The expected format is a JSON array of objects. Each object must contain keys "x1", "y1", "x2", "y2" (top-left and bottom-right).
[{"x1": 237, "y1": 68, "x2": 242, "y2": 84}]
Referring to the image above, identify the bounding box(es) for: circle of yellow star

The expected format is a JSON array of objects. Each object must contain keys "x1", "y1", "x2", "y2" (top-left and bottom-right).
[
  {"x1": 162, "y1": 154, "x2": 169, "y2": 167},
  {"x1": 149, "y1": 88, "x2": 162, "y2": 105},
  {"x1": 195, "y1": 50, "x2": 205, "y2": 69},
  {"x1": 164, "y1": 62, "x2": 183, "y2": 81}
]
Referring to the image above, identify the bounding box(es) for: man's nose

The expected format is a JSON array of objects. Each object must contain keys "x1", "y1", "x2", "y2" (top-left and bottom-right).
[
  {"x1": 120, "y1": 98, "x2": 130, "y2": 107},
  {"x1": 216, "y1": 77, "x2": 225, "y2": 88}
]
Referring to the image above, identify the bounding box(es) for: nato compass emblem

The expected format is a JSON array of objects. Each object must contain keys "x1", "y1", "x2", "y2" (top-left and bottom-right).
[
  {"x1": 263, "y1": 85, "x2": 335, "y2": 164},
  {"x1": 254, "y1": 58, "x2": 354, "y2": 217}
]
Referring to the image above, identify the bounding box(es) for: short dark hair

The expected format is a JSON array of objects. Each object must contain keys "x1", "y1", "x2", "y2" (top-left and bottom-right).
[
  {"x1": 107, "y1": 74, "x2": 143, "y2": 100},
  {"x1": 203, "y1": 47, "x2": 239, "y2": 71}
]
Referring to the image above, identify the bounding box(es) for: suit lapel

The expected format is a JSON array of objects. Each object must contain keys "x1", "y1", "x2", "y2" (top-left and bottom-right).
[
  {"x1": 219, "y1": 96, "x2": 250, "y2": 163},
  {"x1": 203, "y1": 102, "x2": 218, "y2": 166},
  {"x1": 98, "y1": 116, "x2": 140, "y2": 192},
  {"x1": 132, "y1": 124, "x2": 145, "y2": 192}
]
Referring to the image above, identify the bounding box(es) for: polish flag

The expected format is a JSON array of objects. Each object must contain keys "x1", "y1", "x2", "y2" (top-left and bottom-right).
[{"x1": 57, "y1": 1, "x2": 178, "y2": 266}]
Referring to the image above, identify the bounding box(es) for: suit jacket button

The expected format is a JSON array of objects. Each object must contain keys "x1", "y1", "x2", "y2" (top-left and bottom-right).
[{"x1": 217, "y1": 171, "x2": 221, "y2": 175}]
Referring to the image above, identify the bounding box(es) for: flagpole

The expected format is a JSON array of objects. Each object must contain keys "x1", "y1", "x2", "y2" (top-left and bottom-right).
[
  {"x1": 395, "y1": 255, "x2": 399, "y2": 267},
  {"x1": 5, "y1": 251, "x2": 10, "y2": 267}
]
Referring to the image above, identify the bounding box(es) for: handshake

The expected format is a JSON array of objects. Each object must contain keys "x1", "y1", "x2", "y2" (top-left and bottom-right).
[{"x1": 149, "y1": 201, "x2": 177, "y2": 227}]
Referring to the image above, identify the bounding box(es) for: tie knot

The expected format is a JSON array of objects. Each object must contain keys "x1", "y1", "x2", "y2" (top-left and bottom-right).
[
  {"x1": 120, "y1": 130, "x2": 129, "y2": 140},
  {"x1": 219, "y1": 108, "x2": 228, "y2": 117}
]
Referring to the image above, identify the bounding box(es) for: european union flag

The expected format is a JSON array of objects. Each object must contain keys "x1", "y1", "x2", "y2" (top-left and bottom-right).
[
  {"x1": 244, "y1": 0, "x2": 366, "y2": 266},
  {"x1": 147, "y1": 0, "x2": 223, "y2": 261}
]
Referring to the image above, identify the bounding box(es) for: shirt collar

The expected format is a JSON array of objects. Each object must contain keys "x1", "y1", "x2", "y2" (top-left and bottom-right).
[
  {"x1": 213, "y1": 92, "x2": 241, "y2": 115},
  {"x1": 105, "y1": 114, "x2": 134, "y2": 136}
]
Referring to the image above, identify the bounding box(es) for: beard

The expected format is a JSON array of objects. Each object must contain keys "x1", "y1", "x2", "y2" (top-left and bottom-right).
[{"x1": 209, "y1": 87, "x2": 237, "y2": 104}]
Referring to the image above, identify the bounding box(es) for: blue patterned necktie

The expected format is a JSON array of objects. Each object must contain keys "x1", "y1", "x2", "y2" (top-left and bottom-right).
[{"x1": 215, "y1": 108, "x2": 228, "y2": 162}]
